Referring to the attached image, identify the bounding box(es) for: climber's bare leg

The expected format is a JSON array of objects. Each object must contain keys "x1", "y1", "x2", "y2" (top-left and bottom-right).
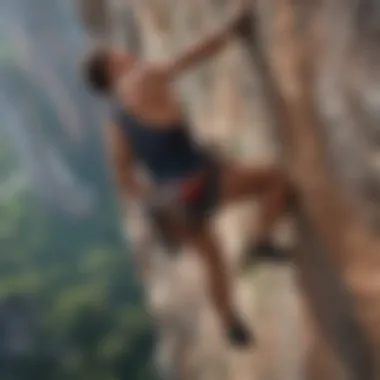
[
  {"x1": 156, "y1": 214, "x2": 234, "y2": 324},
  {"x1": 219, "y1": 164, "x2": 290, "y2": 245},
  {"x1": 188, "y1": 223, "x2": 253, "y2": 345},
  {"x1": 189, "y1": 224, "x2": 235, "y2": 324},
  {"x1": 155, "y1": 211, "x2": 252, "y2": 345}
]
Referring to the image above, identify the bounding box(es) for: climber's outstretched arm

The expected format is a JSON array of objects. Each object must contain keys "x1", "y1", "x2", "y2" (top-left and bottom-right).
[{"x1": 161, "y1": 6, "x2": 248, "y2": 77}]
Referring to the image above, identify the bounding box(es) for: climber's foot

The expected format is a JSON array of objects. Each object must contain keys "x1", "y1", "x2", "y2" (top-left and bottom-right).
[
  {"x1": 227, "y1": 317, "x2": 255, "y2": 348},
  {"x1": 241, "y1": 240, "x2": 290, "y2": 268}
]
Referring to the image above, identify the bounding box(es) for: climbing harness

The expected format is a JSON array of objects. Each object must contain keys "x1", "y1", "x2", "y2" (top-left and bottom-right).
[{"x1": 146, "y1": 152, "x2": 223, "y2": 252}]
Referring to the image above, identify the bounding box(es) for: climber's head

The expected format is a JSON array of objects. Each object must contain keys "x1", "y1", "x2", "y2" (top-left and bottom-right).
[{"x1": 82, "y1": 45, "x2": 136, "y2": 95}]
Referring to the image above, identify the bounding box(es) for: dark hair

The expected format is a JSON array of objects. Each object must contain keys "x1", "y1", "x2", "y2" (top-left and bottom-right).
[{"x1": 82, "y1": 47, "x2": 111, "y2": 94}]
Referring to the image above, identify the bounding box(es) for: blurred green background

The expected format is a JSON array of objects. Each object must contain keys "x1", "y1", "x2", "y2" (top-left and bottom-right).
[{"x1": 0, "y1": 1, "x2": 156, "y2": 379}]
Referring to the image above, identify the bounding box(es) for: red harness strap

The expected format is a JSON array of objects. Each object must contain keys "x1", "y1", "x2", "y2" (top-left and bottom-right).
[{"x1": 179, "y1": 174, "x2": 204, "y2": 203}]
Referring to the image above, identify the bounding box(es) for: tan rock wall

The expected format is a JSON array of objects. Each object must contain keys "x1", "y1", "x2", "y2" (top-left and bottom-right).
[{"x1": 78, "y1": 0, "x2": 380, "y2": 378}]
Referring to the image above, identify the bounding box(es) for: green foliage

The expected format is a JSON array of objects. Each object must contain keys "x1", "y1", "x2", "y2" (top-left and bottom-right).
[
  {"x1": 0, "y1": 3, "x2": 158, "y2": 376},
  {"x1": 0, "y1": 136, "x2": 157, "y2": 380}
]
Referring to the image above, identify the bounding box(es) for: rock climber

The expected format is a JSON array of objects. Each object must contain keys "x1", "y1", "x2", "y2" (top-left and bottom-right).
[{"x1": 81, "y1": 5, "x2": 290, "y2": 347}]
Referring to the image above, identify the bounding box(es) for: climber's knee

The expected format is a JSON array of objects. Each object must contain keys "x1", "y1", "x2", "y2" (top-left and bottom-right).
[{"x1": 219, "y1": 164, "x2": 289, "y2": 205}]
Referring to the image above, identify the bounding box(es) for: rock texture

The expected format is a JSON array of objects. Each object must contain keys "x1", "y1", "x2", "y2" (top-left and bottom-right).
[{"x1": 77, "y1": 0, "x2": 380, "y2": 379}]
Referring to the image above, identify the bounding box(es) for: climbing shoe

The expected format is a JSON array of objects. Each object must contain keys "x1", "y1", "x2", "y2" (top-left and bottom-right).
[
  {"x1": 241, "y1": 240, "x2": 290, "y2": 268},
  {"x1": 227, "y1": 317, "x2": 255, "y2": 348}
]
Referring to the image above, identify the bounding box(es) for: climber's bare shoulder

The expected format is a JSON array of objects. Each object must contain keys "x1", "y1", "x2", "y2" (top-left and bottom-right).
[{"x1": 118, "y1": 63, "x2": 182, "y2": 127}]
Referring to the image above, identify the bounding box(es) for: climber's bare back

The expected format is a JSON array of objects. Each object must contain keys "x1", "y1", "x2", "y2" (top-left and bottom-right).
[{"x1": 116, "y1": 65, "x2": 183, "y2": 128}]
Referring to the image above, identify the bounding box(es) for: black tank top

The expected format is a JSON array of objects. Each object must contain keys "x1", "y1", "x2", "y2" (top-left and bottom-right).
[{"x1": 111, "y1": 102, "x2": 205, "y2": 183}]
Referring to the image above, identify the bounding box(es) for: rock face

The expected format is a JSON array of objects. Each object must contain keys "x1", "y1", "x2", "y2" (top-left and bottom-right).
[{"x1": 77, "y1": 0, "x2": 380, "y2": 379}]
